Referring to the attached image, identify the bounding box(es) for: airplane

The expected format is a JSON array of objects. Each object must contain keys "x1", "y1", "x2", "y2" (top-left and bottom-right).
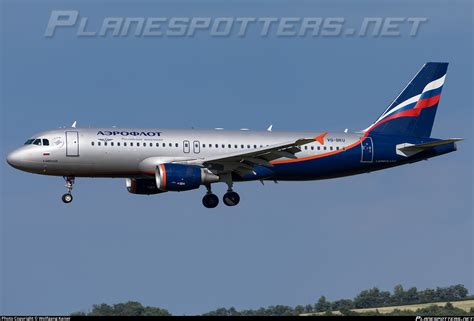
[{"x1": 6, "y1": 62, "x2": 462, "y2": 208}]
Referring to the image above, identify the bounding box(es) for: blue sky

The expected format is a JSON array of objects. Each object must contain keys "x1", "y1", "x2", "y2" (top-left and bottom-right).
[{"x1": 1, "y1": 0, "x2": 472, "y2": 315}]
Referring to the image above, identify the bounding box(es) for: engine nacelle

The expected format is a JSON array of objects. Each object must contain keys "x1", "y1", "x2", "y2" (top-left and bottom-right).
[
  {"x1": 156, "y1": 163, "x2": 219, "y2": 192},
  {"x1": 126, "y1": 178, "x2": 165, "y2": 195}
]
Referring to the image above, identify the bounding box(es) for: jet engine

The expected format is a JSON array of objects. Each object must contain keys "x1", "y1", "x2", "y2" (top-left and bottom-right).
[
  {"x1": 156, "y1": 163, "x2": 219, "y2": 192},
  {"x1": 126, "y1": 178, "x2": 165, "y2": 195}
]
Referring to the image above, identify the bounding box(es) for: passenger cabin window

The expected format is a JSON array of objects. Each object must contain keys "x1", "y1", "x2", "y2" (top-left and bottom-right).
[{"x1": 91, "y1": 141, "x2": 95, "y2": 146}]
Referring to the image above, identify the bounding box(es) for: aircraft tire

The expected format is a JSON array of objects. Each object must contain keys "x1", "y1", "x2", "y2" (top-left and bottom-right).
[
  {"x1": 223, "y1": 191, "x2": 240, "y2": 206},
  {"x1": 202, "y1": 193, "x2": 219, "y2": 208},
  {"x1": 62, "y1": 193, "x2": 73, "y2": 204}
]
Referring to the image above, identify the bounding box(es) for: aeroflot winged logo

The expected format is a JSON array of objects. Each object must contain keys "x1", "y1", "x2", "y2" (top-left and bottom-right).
[{"x1": 97, "y1": 130, "x2": 162, "y2": 137}]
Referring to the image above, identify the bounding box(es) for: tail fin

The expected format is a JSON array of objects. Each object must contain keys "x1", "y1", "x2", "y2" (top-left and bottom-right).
[{"x1": 364, "y1": 62, "x2": 448, "y2": 138}]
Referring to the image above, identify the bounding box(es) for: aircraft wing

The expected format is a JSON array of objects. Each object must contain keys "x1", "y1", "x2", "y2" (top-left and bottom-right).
[
  {"x1": 396, "y1": 138, "x2": 463, "y2": 157},
  {"x1": 187, "y1": 132, "x2": 327, "y2": 177}
]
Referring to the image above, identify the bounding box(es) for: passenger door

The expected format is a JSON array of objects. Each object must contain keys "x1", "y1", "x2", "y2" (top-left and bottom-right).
[{"x1": 66, "y1": 131, "x2": 79, "y2": 157}]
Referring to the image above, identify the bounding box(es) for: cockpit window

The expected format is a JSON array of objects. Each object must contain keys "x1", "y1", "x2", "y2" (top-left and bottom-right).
[{"x1": 24, "y1": 138, "x2": 49, "y2": 146}]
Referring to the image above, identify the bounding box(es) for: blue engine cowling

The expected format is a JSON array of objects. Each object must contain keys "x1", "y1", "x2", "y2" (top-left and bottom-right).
[{"x1": 156, "y1": 163, "x2": 219, "y2": 192}]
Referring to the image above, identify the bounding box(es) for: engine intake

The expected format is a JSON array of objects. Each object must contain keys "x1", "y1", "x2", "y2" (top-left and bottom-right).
[{"x1": 156, "y1": 163, "x2": 219, "y2": 192}]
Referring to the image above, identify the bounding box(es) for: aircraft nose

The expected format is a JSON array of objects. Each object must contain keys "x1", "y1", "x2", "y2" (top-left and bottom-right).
[{"x1": 6, "y1": 149, "x2": 24, "y2": 169}]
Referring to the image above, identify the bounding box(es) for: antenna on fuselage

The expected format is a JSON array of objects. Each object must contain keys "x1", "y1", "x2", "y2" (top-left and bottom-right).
[
  {"x1": 344, "y1": 128, "x2": 348, "y2": 133},
  {"x1": 267, "y1": 124, "x2": 273, "y2": 132},
  {"x1": 71, "y1": 121, "x2": 77, "y2": 128}
]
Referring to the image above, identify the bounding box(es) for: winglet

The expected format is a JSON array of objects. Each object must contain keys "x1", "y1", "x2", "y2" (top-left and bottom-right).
[
  {"x1": 71, "y1": 121, "x2": 77, "y2": 128},
  {"x1": 314, "y1": 131, "x2": 328, "y2": 145}
]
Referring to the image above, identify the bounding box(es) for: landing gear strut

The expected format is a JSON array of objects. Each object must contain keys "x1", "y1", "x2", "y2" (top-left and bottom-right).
[
  {"x1": 201, "y1": 175, "x2": 241, "y2": 208},
  {"x1": 202, "y1": 184, "x2": 219, "y2": 208},
  {"x1": 62, "y1": 176, "x2": 75, "y2": 204},
  {"x1": 222, "y1": 178, "x2": 240, "y2": 207}
]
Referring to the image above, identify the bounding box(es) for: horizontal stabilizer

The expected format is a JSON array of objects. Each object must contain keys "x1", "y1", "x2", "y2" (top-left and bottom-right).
[{"x1": 396, "y1": 138, "x2": 463, "y2": 157}]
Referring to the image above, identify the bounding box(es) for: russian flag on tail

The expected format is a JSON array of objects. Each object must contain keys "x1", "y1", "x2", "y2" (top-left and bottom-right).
[{"x1": 364, "y1": 62, "x2": 448, "y2": 138}]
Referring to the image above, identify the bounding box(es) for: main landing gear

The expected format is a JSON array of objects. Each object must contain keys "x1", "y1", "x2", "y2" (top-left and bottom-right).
[
  {"x1": 62, "y1": 176, "x2": 75, "y2": 204},
  {"x1": 202, "y1": 185, "x2": 219, "y2": 208},
  {"x1": 202, "y1": 181, "x2": 240, "y2": 208},
  {"x1": 223, "y1": 190, "x2": 240, "y2": 206}
]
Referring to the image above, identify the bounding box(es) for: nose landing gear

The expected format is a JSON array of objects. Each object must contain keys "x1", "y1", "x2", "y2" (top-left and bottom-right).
[{"x1": 62, "y1": 176, "x2": 75, "y2": 204}]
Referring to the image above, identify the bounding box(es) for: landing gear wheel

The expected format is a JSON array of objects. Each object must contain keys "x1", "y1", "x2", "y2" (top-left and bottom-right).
[
  {"x1": 62, "y1": 176, "x2": 75, "y2": 204},
  {"x1": 223, "y1": 191, "x2": 240, "y2": 206},
  {"x1": 202, "y1": 193, "x2": 219, "y2": 208},
  {"x1": 62, "y1": 193, "x2": 73, "y2": 204}
]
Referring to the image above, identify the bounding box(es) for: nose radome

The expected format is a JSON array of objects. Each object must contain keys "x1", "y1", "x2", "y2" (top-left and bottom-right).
[{"x1": 6, "y1": 149, "x2": 23, "y2": 168}]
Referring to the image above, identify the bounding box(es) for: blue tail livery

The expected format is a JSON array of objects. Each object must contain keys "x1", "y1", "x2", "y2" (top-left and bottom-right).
[
  {"x1": 364, "y1": 62, "x2": 448, "y2": 138},
  {"x1": 6, "y1": 62, "x2": 462, "y2": 207}
]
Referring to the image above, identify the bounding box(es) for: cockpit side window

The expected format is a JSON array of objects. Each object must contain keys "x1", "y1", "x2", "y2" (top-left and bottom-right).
[{"x1": 25, "y1": 138, "x2": 50, "y2": 145}]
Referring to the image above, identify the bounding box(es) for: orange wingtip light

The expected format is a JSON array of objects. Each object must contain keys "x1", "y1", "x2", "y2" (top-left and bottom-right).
[{"x1": 314, "y1": 131, "x2": 328, "y2": 145}]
